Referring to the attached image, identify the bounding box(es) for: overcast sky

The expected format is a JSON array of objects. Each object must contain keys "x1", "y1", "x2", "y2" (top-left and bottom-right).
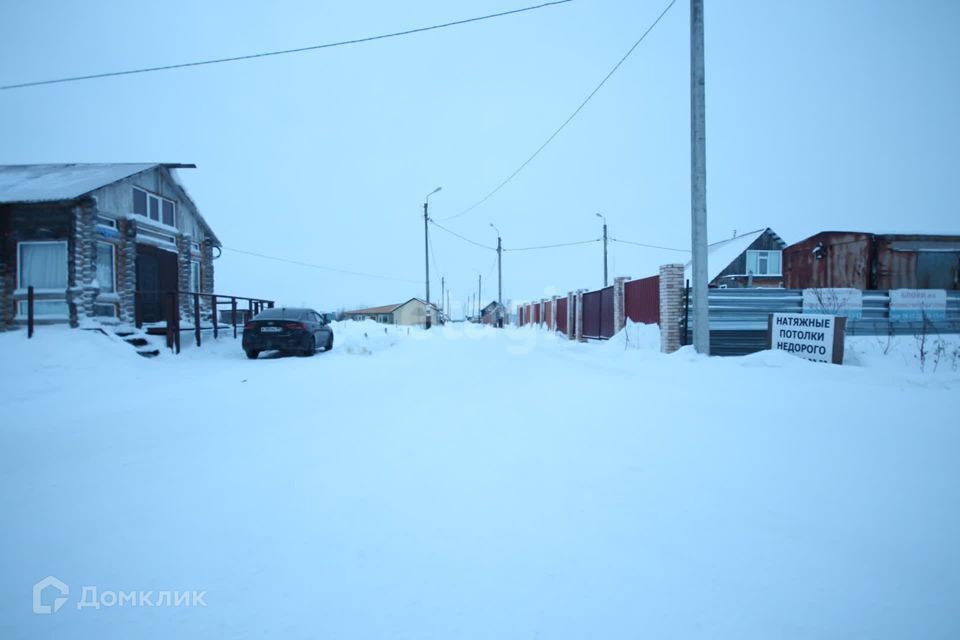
[{"x1": 2, "y1": 0, "x2": 958, "y2": 314}]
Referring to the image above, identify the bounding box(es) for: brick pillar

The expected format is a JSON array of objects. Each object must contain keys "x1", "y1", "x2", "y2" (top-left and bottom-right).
[
  {"x1": 575, "y1": 289, "x2": 585, "y2": 342},
  {"x1": 659, "y1": 264, "x2": 685, "y2": 353},
  {"x1": 566, "y1": 292, "x2": 575, "y2": 340},
  {"x1": 550, "y1": 295, "x2": 559, "y2": 331},
  {"x1": 117, "y1": 219, "x2": 138, "y2": 323},
  {"x1": 613, "y1": 276, "x2": 630, "y2": 334},
  {"x1": 70, "y1": 199, "x2": 98, "y2": 326}
]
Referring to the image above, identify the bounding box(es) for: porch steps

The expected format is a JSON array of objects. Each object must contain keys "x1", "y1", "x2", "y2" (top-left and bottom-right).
[{"x1": 111, "y1": 326, "x2": 162, "y2": 358}]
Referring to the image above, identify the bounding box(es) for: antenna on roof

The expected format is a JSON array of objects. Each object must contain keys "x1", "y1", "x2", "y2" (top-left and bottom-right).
[{"x1": 732, "y1": 229, "x2": 737, "y2": 238}]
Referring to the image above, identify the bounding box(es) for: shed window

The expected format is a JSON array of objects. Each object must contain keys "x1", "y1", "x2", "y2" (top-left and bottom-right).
[
  {"x1": 17, "y1": 241, "x2": 69, "y2": 317},
  {"x1": 96, "y1": 242, "x2": 115, "y2": 293},
  {"x1": 746, "y1": 250, "x2": 782, "y2": 276},
  {"x1": 190, "y1": 260, "x2": 201, "y2": 293},
  {"x1": 133, "y1": 187, "x2": 176, "y2": 228}
]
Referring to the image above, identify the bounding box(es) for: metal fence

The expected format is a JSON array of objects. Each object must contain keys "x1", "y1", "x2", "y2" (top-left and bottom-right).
[
  {"x1": 685, "y1": 289, "x2": 960, "y2": 356},
  {"x1": 624, "y1": 275, "x2": 659, "y2": 325}
]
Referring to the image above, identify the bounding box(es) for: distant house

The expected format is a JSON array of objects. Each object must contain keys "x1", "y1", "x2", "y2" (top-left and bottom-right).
[
  {"x1": 685, "y1": 228, "x2": 787, "y2": 288},
  {"x1": 784, "y1": 231, "x2": 960, "y2": 290},
  {"x1": 479, "y1": 301, "x2": 500, "y2": 325},
  {"x1": 343, "y1": 298, "x2": 441, "y2": 326}
]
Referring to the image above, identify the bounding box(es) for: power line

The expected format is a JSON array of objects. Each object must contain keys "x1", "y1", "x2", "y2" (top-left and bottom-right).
[
  {"x1": 505, "y1": 238, "x2": 600, "y2": 252},
  {"x1": 437, "y1": 0, "x2": 677, "y2": 222},
  {"x1": 221, "y1": 246, "x2": 420, "y2": 283},
  {"x1": 428, "y1": 220, "x2": 496, "y2": 251},
  {"x1": 0, "y1": 0, "x2": 575, "y2": 91},
  {"x1": 610, "y1": 237, "x2": 689, "y2": 253},
  {"x1": 428, "y1": 230, "x2": 442, "y2": 289}
]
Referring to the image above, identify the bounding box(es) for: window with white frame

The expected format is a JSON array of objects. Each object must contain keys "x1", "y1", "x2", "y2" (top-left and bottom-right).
[
  {"x1": 133, "y1": 187, "x2": 176, "y2": 227},
  {"x1": 96, "y1": 242, "x2": 116, "y2": 293},
  {"x1": 17, "y1": 241, "x2": 69, "y2": 317},
  {"x1": 190, "y1": 260, "x2": 201, "y2": 293},
  {"x1": 745, "y1": 250, "x2": 782, "y2": 276}
]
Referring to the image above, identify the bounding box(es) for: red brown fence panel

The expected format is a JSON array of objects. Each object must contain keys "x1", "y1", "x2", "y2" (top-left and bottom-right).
[
  {"x1": 533, "y1": 303, "x2": 541, "y2": 325},
  {"x1": 624, "y1": 275, "x2": 660, "y2": 325},
  {"x1": 600, "y1": 286, "x2": 615, "y2": 338},
  {"x1": 556, "y1": 297, "x2": 568, "y2": 335},
  {"x1": 582, "y1": 290, "x2": 601, "y2": 338}
]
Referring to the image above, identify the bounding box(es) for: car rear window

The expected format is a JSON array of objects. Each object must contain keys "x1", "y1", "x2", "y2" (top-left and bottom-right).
[{"x1": 254, "y1": 308, "x2": 307, "y2": 321}]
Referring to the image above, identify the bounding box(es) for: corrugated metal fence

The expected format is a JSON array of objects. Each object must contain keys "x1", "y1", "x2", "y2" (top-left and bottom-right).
[{"x1": 685, "y1": 289, "x2": 960, "y2": 356}]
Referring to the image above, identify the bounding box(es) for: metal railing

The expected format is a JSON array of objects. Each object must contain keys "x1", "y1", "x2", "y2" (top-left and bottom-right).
[
  {"x1": 134, "y1": 290, "x2": 274, "y2": 353},
  {"x1": 20, "y1": 286, "x2": 274, "y2": 354}
]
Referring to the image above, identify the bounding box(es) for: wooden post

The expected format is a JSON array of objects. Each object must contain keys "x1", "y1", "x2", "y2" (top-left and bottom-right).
[
  {"x1": 27, "y1": 286, "x2": 34, "y2": 338},
  {"x1": 166, "y1": 292, "x2": 174, "y2": 350},
  {"x1": 174, "y1": 291, "x2": 181, "y2": 355},
  {"x1": 211, "y1": 295, "x2": 218, "y2": 339},
  {"x1": 194, "y1": 292, "x2": 201, "y2": 347},
  {"x1": 231, "y1": 297, "x2": 238, "y2": 339}
]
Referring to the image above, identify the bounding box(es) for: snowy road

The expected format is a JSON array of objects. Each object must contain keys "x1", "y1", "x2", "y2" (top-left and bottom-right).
[{"x1": 2, "y1": 322, "x2": 959, "y2": 639}]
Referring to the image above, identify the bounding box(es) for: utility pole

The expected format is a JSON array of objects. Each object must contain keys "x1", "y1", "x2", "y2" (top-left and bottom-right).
[
  {"x1": 490, "y1": 223, "x2": 503, "y2": 327},
  {"x1": 423, "y1": 187, "x2": 441, "y2": 329},
  {"x1": 478, "y1": 274, "x2": 482, "y2": 320},
  {"x1": 446, "y1": 289, "x2": 450, "y2": 323},
  {"x1": 690, "y1": 0, "x2": 710, "y2": 354},
  {"x1": 596, "y1": 213, "x2": 608, "y2": 287},
  {"x1": 441, "y1": 276, "x2": 445, "y2": 321}
]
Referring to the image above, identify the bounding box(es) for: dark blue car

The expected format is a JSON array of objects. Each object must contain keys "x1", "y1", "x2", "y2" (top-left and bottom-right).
[{"x1": 242, "y1": 307, "x2": 334, "y2": 359}]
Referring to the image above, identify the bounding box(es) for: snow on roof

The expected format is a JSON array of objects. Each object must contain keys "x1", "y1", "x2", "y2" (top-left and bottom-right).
[
  {"x1": 0, "y1": 163, "x2": 160, "y2": 204},
  {"x1": 684, "y1": 228, "x2": 776, "y2": 282},
  {"x1": 345, "y1": 298, "x2": 438, "y2": 316},
  {"x1": 344, "y1": 302, "x2": 405, "y2": 315}
]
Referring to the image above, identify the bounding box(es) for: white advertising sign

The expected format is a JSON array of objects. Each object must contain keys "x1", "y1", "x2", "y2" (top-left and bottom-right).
[
  {"x1": 888, "y1": 289, "x2": 947, "y2": 321},
  {"x1": 768, "y1": 313, "x2": 845, "y2": 364},
  {"x1": 802, "y1": 288, "x2": 863, "y2": 319}
]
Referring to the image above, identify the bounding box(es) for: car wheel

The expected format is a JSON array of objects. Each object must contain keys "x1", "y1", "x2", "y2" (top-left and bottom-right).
[
  {"x1": 245, "y1": 349, "x2": 259, "y2": 360},
  {"x1": 300, "y1": 337, "x2": 316, "y2": 357},
  {"x1": 325, "y1": 335, "x2": 334, "y2": 351}
]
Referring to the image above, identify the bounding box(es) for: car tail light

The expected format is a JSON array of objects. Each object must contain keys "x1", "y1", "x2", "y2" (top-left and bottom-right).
[
  {"x1": 244, "y1": 322, "x2": 257, "y2": 330},
  {"x1": 284, "y1": 322, "x2": 305, "y2": 331}
]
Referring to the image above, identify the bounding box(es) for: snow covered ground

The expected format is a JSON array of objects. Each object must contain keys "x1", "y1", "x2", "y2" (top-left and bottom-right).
[{"x1": 2, "y1": 320, "x2": 958, "y2": 639}]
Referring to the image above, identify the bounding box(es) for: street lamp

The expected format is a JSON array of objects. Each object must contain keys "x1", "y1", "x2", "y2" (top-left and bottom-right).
[
  {"x1": 490, "y1": 223, "x2": 503, "y2": 327},
  {"x1": 423, "y1": 187, "x2": 441, "y2": 328},
  {"x1": 596, "y1": 213, "x2": 608, "y2": 287}
]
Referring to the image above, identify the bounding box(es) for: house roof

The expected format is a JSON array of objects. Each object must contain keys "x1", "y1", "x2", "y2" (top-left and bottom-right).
[
  {"x1": 0, "y1": 163, "x2": 221, "y2": 246},
  {"x1": 0, "y1": 163, "x2": 192, "y2": 204},
  {"x1": 344, "y1": 298, "x2": 439, "y2": 316},
  {"x1": 684, "y1": 228, "x2": 786, "y2": 282},
  {"x1": 344, "y1": 302, "x2": 405, "y2": 315}
]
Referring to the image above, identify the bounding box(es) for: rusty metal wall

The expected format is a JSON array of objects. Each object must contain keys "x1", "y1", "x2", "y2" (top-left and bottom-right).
[
  {"x1": 785, "y1": 232, "x2": 960, "y2": 290},
  {"x1": 556, "y1": 297, "x2": 568, "y2": 334},
  {"x1": 533, "y1": 303, "x2": 540, "y2": 325},
  {"x1": 784, "y1": 232, "x2": 873, "y2": 289},
  {"x1": 624, "y1": 275, "x2": 659, "y2": 325}
]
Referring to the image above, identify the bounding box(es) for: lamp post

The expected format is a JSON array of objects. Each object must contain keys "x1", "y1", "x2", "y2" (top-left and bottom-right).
[
  {"x1": 596, "y1": 213, "x2": 608, "y2": 287},
  {"x1": 490, "y1": 223, "x2": 502, "y2": 327},
  {"x1": 423, "y1": 186, "x2": 441, "y2": 328}
]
